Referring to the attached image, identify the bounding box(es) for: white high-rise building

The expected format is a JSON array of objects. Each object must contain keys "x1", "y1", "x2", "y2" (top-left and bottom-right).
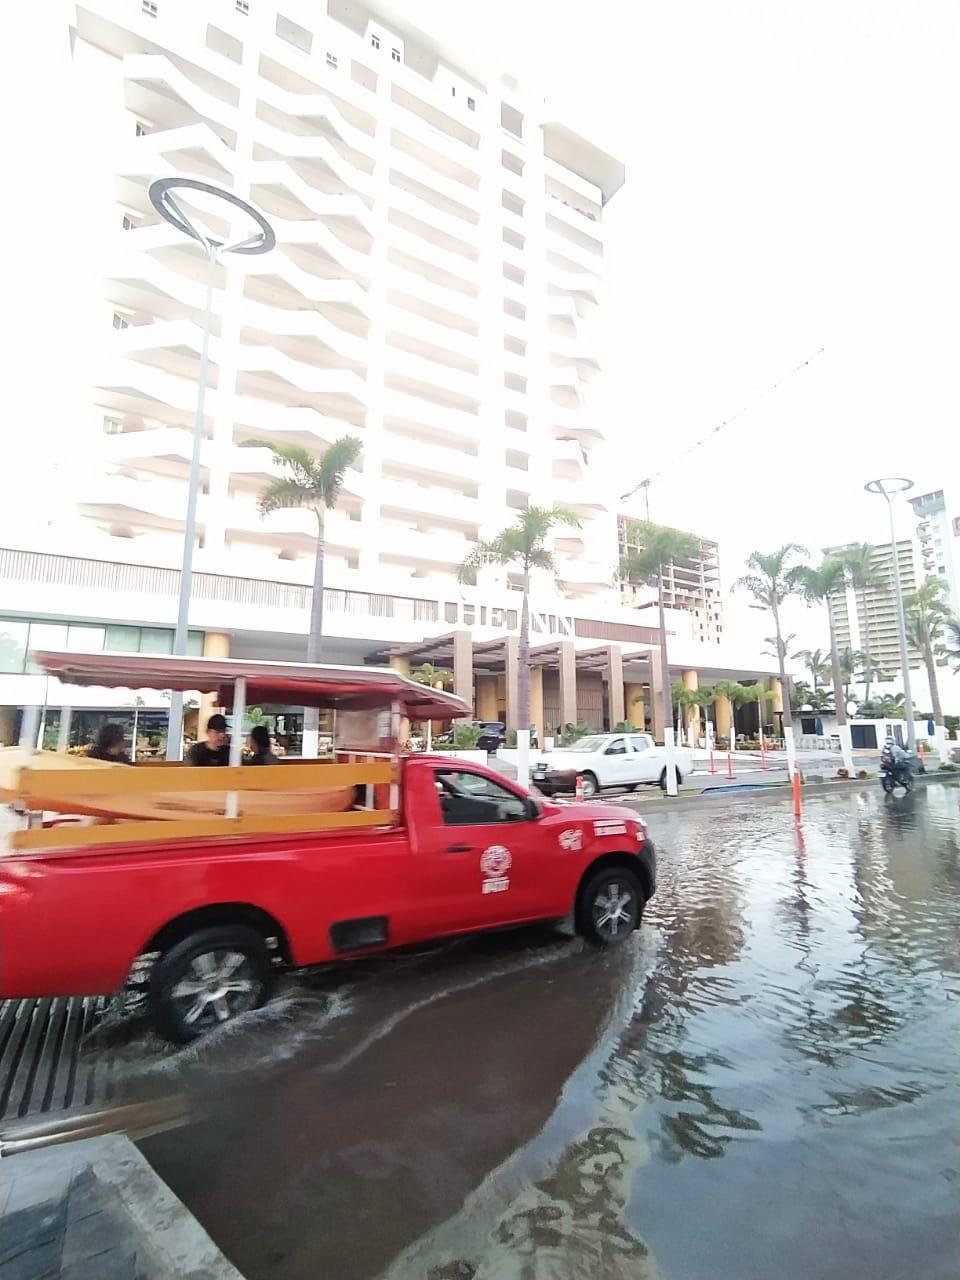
[
  {"x1": 910, "y1": 489, "x2": 959, "y2": 615},
  {"x1": 2, "y1": 1, "x2": 779, "y2": 750}
]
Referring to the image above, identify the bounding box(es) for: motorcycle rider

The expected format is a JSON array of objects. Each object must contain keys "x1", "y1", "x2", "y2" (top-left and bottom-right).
[{"x1": 880, "y1": 737, "x2": 911, "y2": 786}]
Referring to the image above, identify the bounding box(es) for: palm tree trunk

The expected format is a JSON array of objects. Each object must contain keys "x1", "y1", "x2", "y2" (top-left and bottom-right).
[
  {"x1": 772, "y1": 598, "x2": 793, "y2": 730},
  {"x1": 307, "y1": 510, "x2": 325, "y2": 664},
  {"x1": 859, "y1": 595, "x2": 874, "y2": 702},
  {"x1": 303, "y1": 510, "x2": 325, "y2": 756},
  {"x1": 517, "y1": 566, "x2": 530, "y2": 731},
  {"x1": 828, "y1": 607, "x2": 846, "y2": 727},
  {"x1": 925, "y1": 643, "x2": 943, "y2": 727},
  {"x1": 657, "y1": 571, "x2": 672, "y2": 737}
]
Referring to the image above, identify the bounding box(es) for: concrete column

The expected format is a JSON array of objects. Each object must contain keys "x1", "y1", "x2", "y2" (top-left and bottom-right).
[
  {"x1": 715, "y1": 694, "x2": 732, "y2": 741},
  {"x1": 559, "y1": 640, "x2": 577, "y2": 727},
  {"x1": 529, "y1": 665, "x2": 544, "y2": 738},
  {"x1": 476, "y1": 675, "x2": 498, "y2": 721},
  {"x1": 453, "y1": 630, "x2": 473, "y2": 710},
  {"x1": 649, "y1": 654, "x2": 665, "y2": 742},
  {"x1": 504, "y1": 636, "x2": 520, "y2": 730},
  {"x1": 199, "y1": 632, "x2": 230, "y2": 736},
  {"x1": 682, "y1": 668, "x2": 700, "y2": 740},
  {"x1": 606, "y1": 646, "x2": 625, "y2": 728},
  {"x1": 388, "y1": 655, "x2": 411, "y2": 675},
  {"x1": 625, "y1": 684, "x2": 646, "y2": 730}
]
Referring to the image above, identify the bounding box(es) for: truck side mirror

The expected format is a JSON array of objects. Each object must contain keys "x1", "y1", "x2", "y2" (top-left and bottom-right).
[{"x1": 525, "y1": 797, "x2": 542, "y2": 820}]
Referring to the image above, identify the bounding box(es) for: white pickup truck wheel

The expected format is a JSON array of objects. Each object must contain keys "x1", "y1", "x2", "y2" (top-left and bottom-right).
[
  {"x1": 580, "y1": 772, "x2": 599, "y2": 798},
  {"x1": 658, "y1": 766, "x2": 682, "y2": 792}
]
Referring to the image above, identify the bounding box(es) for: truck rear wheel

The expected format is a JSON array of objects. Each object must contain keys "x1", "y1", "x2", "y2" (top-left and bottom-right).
[
  {"x1": 578, "y1": 867, "x2": 643, "y2": 948},
  {"x1": 658, "y1": 766, "x2": 681, "y2": 791},
  {"x1": 150, "y1": 924, "x2": 273, "y2": 1045}
]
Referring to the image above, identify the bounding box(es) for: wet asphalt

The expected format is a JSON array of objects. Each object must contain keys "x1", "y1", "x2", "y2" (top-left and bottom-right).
[{"x1": 132, "y1": 783, "x2": 959, "y2": 1280}]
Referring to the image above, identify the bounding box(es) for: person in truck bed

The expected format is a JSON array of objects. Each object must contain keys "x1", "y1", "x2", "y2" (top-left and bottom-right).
[
  {"x1": 87, "y1": 722, "x2": 130, "y2": 764},
  {"x1": 185, "y1": 713, "x2": 230, "y2": 766},
  {"x1": 244, "y1": 724, "x2": 278, "y2": 766}
]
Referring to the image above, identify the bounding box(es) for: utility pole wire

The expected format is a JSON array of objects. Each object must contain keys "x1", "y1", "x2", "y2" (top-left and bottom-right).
[{"x1": 620, "y1": 346, "x2": 825, "y2": 503}]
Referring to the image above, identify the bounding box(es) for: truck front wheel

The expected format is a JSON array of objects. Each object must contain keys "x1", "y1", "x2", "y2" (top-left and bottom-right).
[
  {"x1": 577, "y1": 867, "x2": 643, "y2": 948},
  {"x1": 150, "y1": 924, "x2": 273, "y2": 1045}
]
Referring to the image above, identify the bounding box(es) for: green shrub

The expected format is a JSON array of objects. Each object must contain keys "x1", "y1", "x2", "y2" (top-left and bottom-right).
[
  {"x1": 938, "y1": 762, "x2": 958, "y2": 773},
  {"x1": 560, "y1": 721, "x2": 595, "y2": 746},
  {"x1": 452, "y1": 723, "x2": 484, "y2": 749},
  {"x1": 856, "y1": 769, "x2": 869, "y2": 780}
]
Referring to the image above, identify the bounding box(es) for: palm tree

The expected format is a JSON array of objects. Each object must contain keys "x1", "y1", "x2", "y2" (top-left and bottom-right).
[
  {"x1": 793, "y1": 646, "x2": 831, "y2": 692},
  {"x1": 410, "y1": 662, "x2": 452, "y2": 689},
  {"x1": 672, "y1": 682, "x2": 705, "y2": 745},
  {"x1": 410, "y1": 663, "x2": 452, "y2": 751},
  {"x1": 904, "y1": 576, "x2": 951, "y2": 740},
  {"x1": 795, "y1": 557, "x2": 851, "y2": 750},
  {"x1": 458, "y1": 505, "x2": 580, "y2": 737},
  {"x1": 619, "y1": 520, "x2": 701, "y2": 743},
  {"x1": 945, "y1": 616, "x2": 960, "y2": 673},
  {"x1": 710, "y1": 680, "x2": 755, "y2": 746},
  {"x1": 734, "y1": 544, "x2": 808, "y2": 732},
  {"x1": 247, "y1": 435, "x2": 362, "y2": 753},
  {"x1": 838, "y1": 647, "x2": 865, "y2": 705},
  {"x1": 841, "y1": 543, "x2": 884, "y2": 702}
]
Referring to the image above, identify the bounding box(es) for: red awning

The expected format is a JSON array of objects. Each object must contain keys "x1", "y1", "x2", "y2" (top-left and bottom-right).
[{"x1": 32, "y1": 651, "x2": 469, "y2": 721}]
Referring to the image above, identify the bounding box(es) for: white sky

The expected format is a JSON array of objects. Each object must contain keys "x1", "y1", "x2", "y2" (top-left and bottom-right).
[{"x1": 405, "y1": 0, "x2": 959, "y2": 655}]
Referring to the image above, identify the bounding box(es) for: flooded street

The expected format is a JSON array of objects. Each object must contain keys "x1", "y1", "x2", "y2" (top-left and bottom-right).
[{"x1": 139, "y1": 785, "x2": 960, "y2": 1280}]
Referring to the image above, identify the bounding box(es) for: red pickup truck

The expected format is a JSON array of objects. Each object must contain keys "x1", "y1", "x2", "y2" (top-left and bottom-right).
[{"x1": 2, "y1": 754, "x2": 655, "y2": 1043}]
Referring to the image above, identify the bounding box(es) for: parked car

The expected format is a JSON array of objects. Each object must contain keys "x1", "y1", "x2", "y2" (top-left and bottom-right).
[
  {"x1": 475, "y1": 721, "x2": 507, "y2": 752},
  {"x1": 532, "y1": 731, "x2": 694, "y2": 796}
]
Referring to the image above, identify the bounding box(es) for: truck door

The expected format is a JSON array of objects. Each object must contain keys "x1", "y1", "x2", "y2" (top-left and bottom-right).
[
  {"x1": 411, "y1": 764, "x2": 558, "y2": 935},
  {"x1": 629, "y1": 734, "x2": 658, "y2": 782}
]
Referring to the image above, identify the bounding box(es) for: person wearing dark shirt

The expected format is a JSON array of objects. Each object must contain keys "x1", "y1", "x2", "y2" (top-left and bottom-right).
[
  {"x1": 185, "y1": 713, "x2": 230, "y2": 766},
  {"x1": 87, "y1": 722, "x2": 130, "y2": 764},
  {"x1": 244, "y1": 724, "x2": 278, "y2": 766}
]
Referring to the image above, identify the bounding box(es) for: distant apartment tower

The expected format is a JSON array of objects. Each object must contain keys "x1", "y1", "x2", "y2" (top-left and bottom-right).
[
  {"x1": 824, "y1": 539, "x2": 920, "y2": 675},
  {"x1": 909, "y1": 489, "x2": 959, "y2": 615},
  {"x1": 617, "y1": 517, "x2": 723, "y2": 642}
]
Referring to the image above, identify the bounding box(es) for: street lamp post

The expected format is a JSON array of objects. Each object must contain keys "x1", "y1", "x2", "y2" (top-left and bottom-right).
[
  {"x1": 148, "y1": 179, "x2": 275, "y2": 760},
  {"x1": 864, "y1": 477, "x2": 916, "y2": 752}
]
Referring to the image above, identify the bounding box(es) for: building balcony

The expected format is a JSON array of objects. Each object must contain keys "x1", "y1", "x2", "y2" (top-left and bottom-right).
[
  {"x1": 380, "y1": 436, "x2": 479, "y2": 486},
  {"x1": 121, "y1": 53, "x2": 239, "y2": 142},
  {"x1": 378, "y1": 525, "x2": 474, "y2": 569},
  {"x1": 379, "y1": 479, "x2": 480, "y2": 530}
]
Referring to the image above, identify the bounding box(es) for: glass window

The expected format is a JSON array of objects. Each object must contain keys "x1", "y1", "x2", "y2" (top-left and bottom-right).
[
  {"x1": 604, "y1": 737, "x2": 627, "y2": 756},
  {"x1": 0, "y1": 619, "x2": 29, "y2": 673},
  {"x1": 106, "y1": 624, "x2": 140, "y2": 652},
  {"x1": 66, "y1": 624, "x2": 106, "y2": 653},
  {"x1": 434, "y1": 770, "x2": 529, "y2": 825},
  {"x1": 187, "y1": 631, "x2": 204, "y2": 656},
  {"x1": 630, "y1": 735, "x2": 653, "y2": 752},
  {"x1": 391, "y1": 47, "x2": 401, "y2": 62},
  {"x1": 26, "y1": 623, "x2": 68, "y2": 672},
  {"x1": 371, "y1": 33, "x2": 380, "y2": 48},
  {"x1": 139, "y1": 627, "x2": 174, "y2": 654}
]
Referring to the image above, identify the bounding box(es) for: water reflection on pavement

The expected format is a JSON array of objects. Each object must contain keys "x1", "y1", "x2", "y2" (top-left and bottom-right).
[{"x1": 141, "y1": 785, "x2": 960, "y2": 1280}]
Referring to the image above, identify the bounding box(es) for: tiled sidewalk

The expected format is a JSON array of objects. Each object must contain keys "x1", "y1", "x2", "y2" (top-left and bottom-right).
[{"x1": 1, "y1": 1134, "x2": 243, "y2": 1279}]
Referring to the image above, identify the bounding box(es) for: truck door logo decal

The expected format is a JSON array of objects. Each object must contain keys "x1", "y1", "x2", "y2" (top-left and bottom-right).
[
  {"x1": 558, "y1": 828, "x2": 583, "y2": 851},
  {"x1": 480, "y1": 844, "x2": 511, "y2": 893}
]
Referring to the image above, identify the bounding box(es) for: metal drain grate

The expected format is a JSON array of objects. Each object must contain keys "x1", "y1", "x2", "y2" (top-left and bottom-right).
[{"x1": 0, "y1": 996, "x2": 134, "y2": 1122}]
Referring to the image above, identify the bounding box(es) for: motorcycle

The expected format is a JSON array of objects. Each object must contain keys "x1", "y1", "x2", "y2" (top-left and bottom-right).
[{"x1": 880, "y1": 746, "x2": 914, "y2": 793}]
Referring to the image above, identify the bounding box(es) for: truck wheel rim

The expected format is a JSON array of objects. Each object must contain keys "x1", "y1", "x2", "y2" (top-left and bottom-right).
[
  {"x1": 170, "y1": 949, "x2": 259, "y2": 1029},
  {"x1": 582, "y1": 777, "x2": 597, "y2": 796},
  {"x1": 592, "y1": 882, "x2": 637, "y2": 937}
]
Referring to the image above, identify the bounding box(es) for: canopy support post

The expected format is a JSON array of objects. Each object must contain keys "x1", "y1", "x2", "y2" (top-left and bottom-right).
[{"x1": 226, "y1": 676, "x2": 246, "y2": 818}]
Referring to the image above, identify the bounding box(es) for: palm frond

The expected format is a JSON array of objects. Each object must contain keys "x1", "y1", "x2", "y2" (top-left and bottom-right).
[
  {"x1": 318, "y1": 435, "x2": 363, "y2": 507},
  {"x1": 257, "y1": 476, "x2": 319, "y2": 518}
]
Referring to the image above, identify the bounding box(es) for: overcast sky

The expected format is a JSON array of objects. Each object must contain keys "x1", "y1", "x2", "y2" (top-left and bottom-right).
[{"x1": 406, "y1": 0, "x2": 959, "y2": 653}]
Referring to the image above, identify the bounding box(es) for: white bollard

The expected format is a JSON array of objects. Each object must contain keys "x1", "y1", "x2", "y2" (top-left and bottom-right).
[
  {"x1": 663, "y1": 725, "x2": 679, "y2": 797},
  {"x1": 516, "y1": 727, "x2": 530, "y2": 790},
  {"x1": 784, "y1": 725, "x2": 798, "y2": 779}
]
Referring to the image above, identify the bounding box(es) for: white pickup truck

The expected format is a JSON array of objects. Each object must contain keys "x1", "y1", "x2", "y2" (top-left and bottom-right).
[{"x1": 531, "y1": 732, "x2": 694, "y2": 796}]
